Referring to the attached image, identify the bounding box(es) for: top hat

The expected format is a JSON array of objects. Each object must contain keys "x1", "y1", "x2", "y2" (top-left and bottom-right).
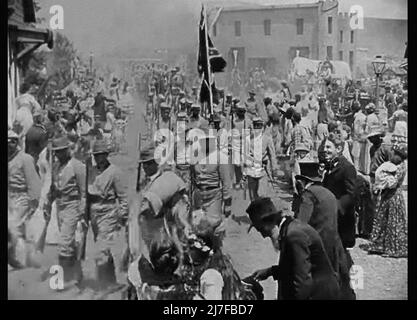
[
  {"x1": 52, "y1": 135, "x2": 72, "y2": 151},
  {"x1": 294, "y1": 162, "x2": 321, "y2": 183},
  {"x1": 92, "y1": 139, "x2": 112, "y2": 154},
  {"x1": 191, "y1": 104, "x2": 201, "y2": 110},
  {"x1": 246, "y1": 197, "x2": 282, "y2": 232},
  {"x1": 232, "y1": 97, "x2": 240, "y2": 104}
]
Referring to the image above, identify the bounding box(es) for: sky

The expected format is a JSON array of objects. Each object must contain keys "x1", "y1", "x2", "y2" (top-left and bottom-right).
[{"x1": 37, "y1": 0, "x2": 407, "y2": 58}]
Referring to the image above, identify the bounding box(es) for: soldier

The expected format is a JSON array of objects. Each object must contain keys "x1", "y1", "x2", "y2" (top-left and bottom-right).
[
  {"x1": 190, "y1": 126, "x2": 232, "y2": 248},
  {"x1": 25, "y1": 109, "x2": 48, "y2": 167},
  {"x1": 231, "y1": 103, "x2": 249, "y2": 189},
  {"x1": 174, "y1": 112, "x2": 192, "y2": 187},
  {"x1": 188, "y1": 104, "x2": 209, "y2": 130},
  {"x1": 245, "y1": 90, "x2": 259, "y2": 122},
  {"x1": 48, "y1": 135, "x2": 86, "y2": 288},
  {"x1": 8, "y1": 130, "x2": 41, "y2": 268},
  {"x1": 88, "y1": 140, "x2": 129, "y2": 289},
  {"x1": 244, "y1": 118, "x2": 279, "y2": 201},
  {"x1": 137, "y1": 143, "x2": 188, "y2": 253}
]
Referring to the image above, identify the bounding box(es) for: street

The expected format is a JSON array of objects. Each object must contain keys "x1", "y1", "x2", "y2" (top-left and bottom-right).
[{"x1": 8, "y1": 92, "x2": 407, "y2": 300}]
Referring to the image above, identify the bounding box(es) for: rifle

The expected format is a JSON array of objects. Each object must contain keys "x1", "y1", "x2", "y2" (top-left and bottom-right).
[
  {"x1": 76, "y1": 139, "x2": 93, "y2": 261},
  {"x1": 35, "y1": 141, "x2": 53, "y2": 253}
]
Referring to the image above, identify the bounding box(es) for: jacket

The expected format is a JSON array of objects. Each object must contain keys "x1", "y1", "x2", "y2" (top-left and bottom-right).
[
  {"x1": 322, "y1": 156, "x2": 357, "y2": 249},
  {"x1": 271, "y1": 218, "x2": 340, "y2": 300}
]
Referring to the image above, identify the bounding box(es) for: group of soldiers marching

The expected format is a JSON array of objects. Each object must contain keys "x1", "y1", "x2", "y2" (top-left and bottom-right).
[{"x1": 8, "y1": 56, "x2": 407, "y2": 299}]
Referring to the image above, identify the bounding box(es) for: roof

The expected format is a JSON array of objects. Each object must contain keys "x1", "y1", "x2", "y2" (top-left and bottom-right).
[{"x1": 207, "y1": 0, "x2": 320, "y2": 12}]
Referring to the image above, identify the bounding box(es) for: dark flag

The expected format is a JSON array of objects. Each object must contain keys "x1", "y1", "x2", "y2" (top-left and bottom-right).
[{"x1": 198, "y1": 5, "x2": 226, "y2": 113}]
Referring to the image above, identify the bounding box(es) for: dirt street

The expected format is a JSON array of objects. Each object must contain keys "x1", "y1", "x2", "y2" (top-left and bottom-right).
[{"x1": 8, "y1": 93, "x2": 407, "y2": 300}]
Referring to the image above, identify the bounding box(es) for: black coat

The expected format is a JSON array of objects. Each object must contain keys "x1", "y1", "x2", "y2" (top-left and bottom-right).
[
  {"x1": 322, "y1": 156, "x2": 357, "y2": 249},
  {"x1": 294, "y1": 183, "x2": 356, "y2": 300},
  {"x1": 271, "y1": 218, "x2": 340, "y2": 300}
]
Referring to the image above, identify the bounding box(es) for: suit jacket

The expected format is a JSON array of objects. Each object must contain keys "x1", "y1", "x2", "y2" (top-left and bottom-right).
[
  {"x1": 294, "y1": 184, "x2": 356, "y2": 299},
  {"x1": 271, "y1": 218, "x2": 340, "y2": 300},
  {"x1": 322, "y1": 156, "x2": 357, "y2": 248}
]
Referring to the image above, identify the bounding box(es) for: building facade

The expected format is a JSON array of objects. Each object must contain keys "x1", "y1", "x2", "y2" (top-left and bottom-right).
[
  {"x1": 212, "y1": 0, "x2": 406, "y2": 82},
  {"x1": 213, "y1": 0, "x2": 356, "y2": 80},
  {"x1": 8, "y1": 0, "x2": 53, "y2": 127}
]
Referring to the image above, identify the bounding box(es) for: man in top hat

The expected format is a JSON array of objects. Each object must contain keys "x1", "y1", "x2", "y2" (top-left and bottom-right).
[
  {"x1": 88, "y1": 139, "x2": 129, "y2": 288},
  {"x1": 188, "y1": 104, "x2": 209, "y2": 130},
  {"x1": 45, "y1": 135, "x2": 86, "y2": 287},
  {"x1": 25, "y1": 109, "x2": 48, "y2": 167},
  {"x1": 136, "y1": 142, "x2": 188, "y2": 254},
  {"x1": 247, "y1": 197, "x2": 341, "y2": 300},
  {"x1": 8, "y1": 130, "x2": 41, "y2": 268},
  {"x1": 243, "y1": 117, "x2": 279, "y2": 201},
  {"x1": 293, "y1": 163, "x2": 356, "y2": 300},
  {"x1": 245, "y1": 90, "x2": 259, "y2": 122}
]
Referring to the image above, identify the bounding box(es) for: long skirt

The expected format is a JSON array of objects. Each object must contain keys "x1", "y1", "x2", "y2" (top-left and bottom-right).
[{"x1": 369, "y1": 188, "x2": 408, "y2": 258}]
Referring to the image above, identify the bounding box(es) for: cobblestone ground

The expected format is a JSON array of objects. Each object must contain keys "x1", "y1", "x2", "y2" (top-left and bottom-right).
[{"x1": 8, "y1": 94, "x2": 407, "y2": 300}]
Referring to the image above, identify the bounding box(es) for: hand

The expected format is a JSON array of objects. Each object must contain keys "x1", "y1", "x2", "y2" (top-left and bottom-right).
[{"x1": 252, "y1": 267, "x2": 273, "y2": 281}]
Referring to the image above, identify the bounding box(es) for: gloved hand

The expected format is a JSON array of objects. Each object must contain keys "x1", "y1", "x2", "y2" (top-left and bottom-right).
[{"x1": 252, "y1": 267, "x2": 273, "y2": 281}]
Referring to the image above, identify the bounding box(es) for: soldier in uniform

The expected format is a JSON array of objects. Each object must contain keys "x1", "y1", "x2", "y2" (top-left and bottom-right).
[
  {"x1": 245, "y1": 90, "x2": 259, "y2": 122},
  {"x1": 137, "y1": 143, "x2": 188, "y2": 253},
  {"x1": 8, "y1": 130, "x2": 41, "y2": 268},
  {"x1": 48, "y1": 135, "x2": 86, "y2": 287},
  {"x1": 174, "y1": 112, "x2": 192, "y2": 188},
  {"x1": 155, "y1": 102, "x2": 174, "y2": 150},
  {"x1": 188, "y1": 104, "x2": 209, "y2": 130},
  {"x1": 88, "y1": 140, "x2": 129, "y2": 288},
  {"x1": 190, "y1": 127, "x2": 232, "y2": 248},
  {"x1": 244, "y1": 118, "x2": 279, "y2": 201},
  {"x1": 231, "y1": 103, "x2": 249, "y2": 189}
]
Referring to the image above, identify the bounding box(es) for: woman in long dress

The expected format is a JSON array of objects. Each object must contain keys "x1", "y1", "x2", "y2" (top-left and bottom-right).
[{"x1": 368, "y1": 143, "x2": 407, "y2": 258}]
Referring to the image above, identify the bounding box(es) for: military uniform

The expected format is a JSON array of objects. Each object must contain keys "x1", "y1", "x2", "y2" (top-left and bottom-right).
[
  {"x1": 188, "y1": 104, "x2": 209, "y2": 130},
  {"x1": 231, "y1": 105, "x2": 250, "y2": 187},
  {"x1": 8, "y1": 130, "x2": 41, "y2": 267},
  {"x1": 88, "y1": 140, "x2": 129, "y2": 285},
  {"x1": 138, "y1": 144, "x2": 187, "y2": 251},
  {"x1": 50, "y1": 136, "x2": 86, "y2": 282},
  {"x1": 190, "y1": 133, "x2": 232, "y2": 245},
  {"x1": 244, "y1": 119, "x2": 279, "y2": 201}
]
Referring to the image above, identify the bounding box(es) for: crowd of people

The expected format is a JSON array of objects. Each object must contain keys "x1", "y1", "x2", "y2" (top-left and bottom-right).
[{"x1": 8, "y1": 56, "x2": 407, "y2": 300}]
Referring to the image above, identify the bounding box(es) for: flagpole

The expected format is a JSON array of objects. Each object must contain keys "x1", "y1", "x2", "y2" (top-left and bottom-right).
[{"x1": 203, "y1": 4, "x2": 213, "y2": 115}]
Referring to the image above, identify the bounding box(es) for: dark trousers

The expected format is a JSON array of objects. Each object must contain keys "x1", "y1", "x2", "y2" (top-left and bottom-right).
[
  {"x1": 234, "y1": 165, "x2": 243, "y2": 184},
  {"x1": 247, "y1": 176, "x2": 260, "y2": 201}
]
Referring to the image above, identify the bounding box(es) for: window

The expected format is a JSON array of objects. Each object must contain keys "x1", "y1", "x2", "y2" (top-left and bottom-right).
[
  {"x1": 349, "y1": 51, "x2": 354, "y2": 70},
  {"x1": 340, "y1": 30, "x2": 343, "y2": 43},
  {"x1": 264, "y1": 19, "x2": 271, "y2": 36},
  {"x1": 339, "y1": 51, "x2": 343, "y2": 61},
  {"x1": 328, "y1": 17, "x2": 333, "y2": 34},
  {"x1": 213, "y1": 23, "x2": 217, "y2": 37},
  {"x1": 327, "y1": 46, "x2": 333, "y2": 60},
  {"x1": 350, "y1": 30, "x2": 354, "y2": 43},
  {"x1": 296, "y1": 19, "x2": 304, "y2": 35},
  {"x1": 235, "y1": 21, "x2": 241, "y2": 37}
]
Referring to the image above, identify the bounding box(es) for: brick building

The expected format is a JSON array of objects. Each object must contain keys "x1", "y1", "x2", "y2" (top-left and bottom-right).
[{"x1": 211, "y1": 0, "x2": 407, "y2": 81}]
